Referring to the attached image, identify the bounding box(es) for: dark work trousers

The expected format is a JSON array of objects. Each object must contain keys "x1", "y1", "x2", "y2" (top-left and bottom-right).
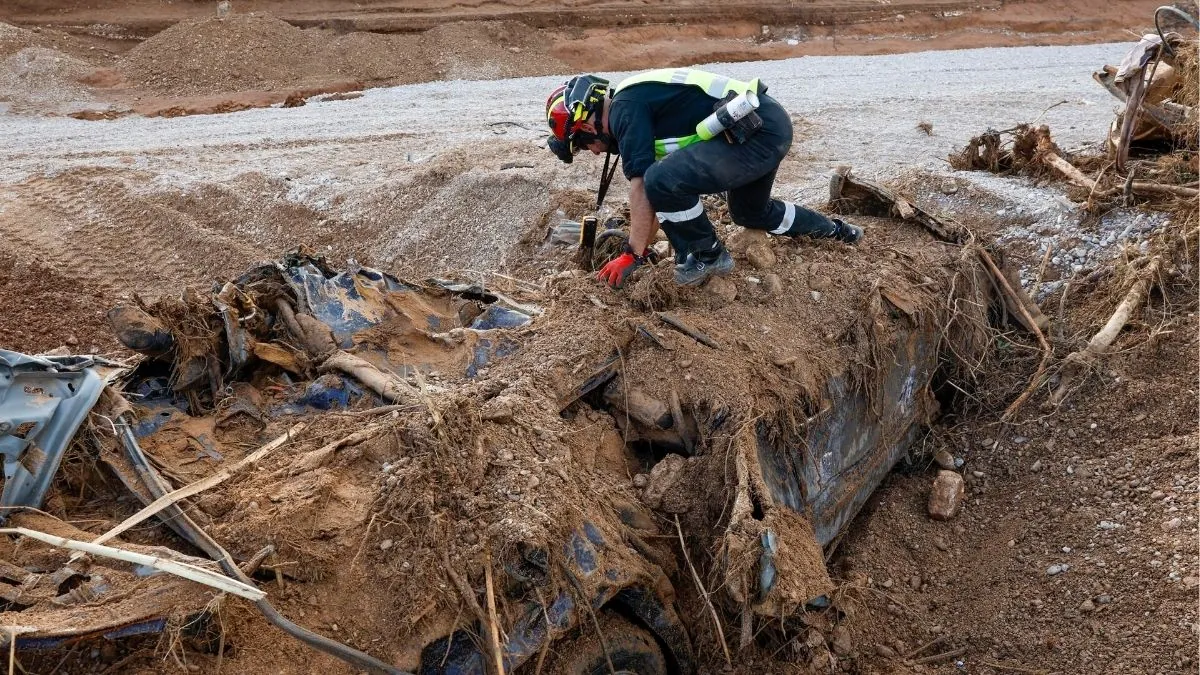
[{"x1": 641, "y1": 94, "x2": 837, "y2": 261}]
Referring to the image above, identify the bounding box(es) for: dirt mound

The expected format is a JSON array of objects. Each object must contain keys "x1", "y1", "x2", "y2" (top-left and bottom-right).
[
  {"x1": 424, "y1": 20, "x2": 567, "y2": 80},
  {"x1": 0, "y1": 46, "x2": 96, "y2": 112},
  {"x1": 117, "y1": 14, "x2": 567, "y2": 98},
  {"x1": 0, "y1": 21, "x2": 43, "y2": 57}
]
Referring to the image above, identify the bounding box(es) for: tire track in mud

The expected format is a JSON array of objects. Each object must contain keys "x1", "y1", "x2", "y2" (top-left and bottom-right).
[{"x1": 0, "y1": 168, "x2": 266, "y2": 299}]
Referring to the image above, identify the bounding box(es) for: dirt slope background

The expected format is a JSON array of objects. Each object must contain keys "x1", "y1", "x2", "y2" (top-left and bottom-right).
[
  {"x1": 0, "y1": 0, "x2": 1178, "y2": 115},
  {"x1": 0, "y1": 4, "x2": 1196, "y2": 675}
]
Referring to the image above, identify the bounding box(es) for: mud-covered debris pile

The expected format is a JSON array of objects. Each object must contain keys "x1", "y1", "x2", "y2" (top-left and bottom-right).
[{"x1": 2, "y1": 193, "x2": 1009, "y2": 673}]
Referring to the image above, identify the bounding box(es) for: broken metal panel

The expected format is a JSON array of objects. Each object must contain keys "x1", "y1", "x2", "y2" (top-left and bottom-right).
[
  {"x1": 0, "y1": 352, "x2": 122, "y2": 515},
  {"x1": 802, "y1": 332, "x2": 935, "y2": 546},
  {"x1": 283, "y1": 260, "x2": 416, "y2": 348},
  {"x1": 754, "y1": 331, "x2": 936, "y2": 547}
]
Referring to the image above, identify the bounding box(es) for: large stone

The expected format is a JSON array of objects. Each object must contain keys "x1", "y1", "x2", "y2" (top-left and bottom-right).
[
  {"x1": 643, "y1": 454, "x2": 687, "y2": 510},
  {"x1": 927, "y1": 470, "x2": 965, "y2": 521},
  {"x1": 746, "y1": 243, "x2": 777, "y2": 270},
  {"x1": 727, "y1": 227, "x2": 770, "y2": 253}
]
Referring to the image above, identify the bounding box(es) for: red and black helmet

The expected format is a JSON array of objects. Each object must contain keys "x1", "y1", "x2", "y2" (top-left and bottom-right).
[{"x1": 546, "y1": 75, "x2": 610, "y2": 164}]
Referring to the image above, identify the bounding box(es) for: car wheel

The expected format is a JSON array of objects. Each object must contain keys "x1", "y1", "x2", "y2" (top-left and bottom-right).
[{"x1": 559, "y1": 610, "x2": 669, "y2": 675}]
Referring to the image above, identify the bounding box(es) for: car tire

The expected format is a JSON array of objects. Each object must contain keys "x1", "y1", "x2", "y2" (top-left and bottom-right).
[{"x1": 559, "y1": 610, "x2": 669, "y2": 675}]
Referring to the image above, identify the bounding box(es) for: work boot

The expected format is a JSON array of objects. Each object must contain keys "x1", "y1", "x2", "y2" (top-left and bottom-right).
[
  {"x1": 675, "y1": 243, "x2": 734, "y2": 286},
  {"x1": 831, "y1": 218, "x2": 864, "y2": 244}
]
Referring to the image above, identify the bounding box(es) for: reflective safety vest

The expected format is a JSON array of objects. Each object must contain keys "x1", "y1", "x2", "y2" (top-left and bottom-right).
[{"x1": 614, "y1": 68, "x2": 762, "y2": 160}]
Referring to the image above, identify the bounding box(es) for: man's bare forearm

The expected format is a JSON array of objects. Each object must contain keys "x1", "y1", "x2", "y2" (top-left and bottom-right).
[{"x1": 627, "y1": 177, "x2": 659, "y2": 256}]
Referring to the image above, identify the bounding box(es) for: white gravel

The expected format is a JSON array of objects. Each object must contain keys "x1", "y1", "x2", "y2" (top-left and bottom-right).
[{"x1": 0, "y1": 42, "x2": 1132, "y2": 185}]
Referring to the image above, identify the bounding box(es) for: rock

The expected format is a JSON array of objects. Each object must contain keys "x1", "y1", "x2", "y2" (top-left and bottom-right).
[
  {"x1": 909, "y1": 574, "x2": 922, "y2": 589},
  {"x1": 934, "y1": 449, "x2": 956, "y2": 470},
  {"x1": 727, "y1": 227, "x2": 769, "y2": 253},
  {"x1": 643, "y1": 454, "x2": 687, "y2": 510},
  {"x1": 928, "y1": 470, "x2": 966, "y2": 521},
  {"x1": 1046, "y1": 563, "x2": 1069, "y2": 576},
  {"x1": 746, "y1": 243, "x2": 777, "y2": 270},
  {"x1": 762, "y1": 273, "x2": 783, "y2": 296},
  {"x1": 496, "y1": 449, "x2": 515, "y2": 462},
  {"x1": 481, "y1": 395, "x2": 517, "y2": 423},
  {"x1": 1183, "y1": 577, "x2": 1199, "y2": 590},
  {"x1": 1079, "y1": 599, "x2": 1095, "y2": 612},
  {"x1": 1097, "y1": 594, "x2": 1112, "y2": 604},
  {"x1": 810, "y1": 290, "x2": 822, "y2": 302},
  {"x1": 706, "y1": 276, "x2": 738, "y2": 304},
  {"x1": 1162, "y1": 518, "x2": 1182, "y2": 531},
  {"x1": 632, "y1": 473, "x2": 648, "y2": 488},
  {"x1": 379, "y1": 538, "x2": 393, "y2": 551},
  {"x1": 875, "y1": 644, "x2": 897, "y2": 658},
  {"x1": 65, "y1": 335, "x2": 79, "y2": 346},
  {"x1": 1031, "y1": 459, "x2": 1043, "y2": 472},
  {"x1": 933, "y1": 537, "x2": 949, "y2": 552},
  {"x1": 830, "y1": 625, "x2": 852, "y2": 656},
  {"x1": 808, "y1": 275, "x2": 831, "y2": 291}
]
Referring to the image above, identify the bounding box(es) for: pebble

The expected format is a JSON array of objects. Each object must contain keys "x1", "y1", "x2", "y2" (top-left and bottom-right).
[
  {"x1": 1162, "y1": 518, "x2": 1182, "y2": 530},
  {"x1": 379, "y1": 538, "x2": 393, "y2": 551},
  {"x1": 762, "y1": 273, "x2": 783, "y2": 296},
  {"x1": 497, "y1": 449, "x2": 515, "y2": 461},
  {"x1": 1097, "y1": 594, "x2": 1113, "y2": 604},
  {"x1": 934, "y1": 449, "x2": 956, "y2": 470},
  {"x1": 810, "y1": 290, "x2": 822, "y2": 302},
  {"x1": 1031, "y1": 459, "x2": 1043, "y2": 472},
  {"x1": 1047, "y1": 563, "x2": 1070, "y2": 576},
  {"x1": 830, "y1": 626, "x2": 852, "y2": 655},
  {"x1": 934, "y1": 537, "x2": 949, "y2": 551},
  {"x1": 875, "y1": 644, "x2": 898, "y2": 658},
  {"x1": 1079, "y1": 599, "x2": 1095, "y2": 612}
]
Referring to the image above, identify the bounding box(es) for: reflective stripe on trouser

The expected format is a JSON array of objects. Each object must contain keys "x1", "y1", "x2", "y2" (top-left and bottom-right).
[{"x1": 642, "y1": 94, "x2": 837, "y2": 253}]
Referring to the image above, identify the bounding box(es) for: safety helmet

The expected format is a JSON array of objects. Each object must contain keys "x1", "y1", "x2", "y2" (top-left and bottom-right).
[{"x1": 546, "y1": 75, "x2": 610, "y2": 163}]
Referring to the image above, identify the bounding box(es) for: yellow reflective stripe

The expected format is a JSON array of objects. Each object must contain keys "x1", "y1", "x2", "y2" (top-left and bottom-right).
[
  {"x1": 616, "y1": 68, "x2": 757, "y2": 98},
  {"x1": 547, "y1": 94, "x2": 565, "y2": 124},
  {"x1": 653, "y1": 134, "x2": 704, "y2": 159}
]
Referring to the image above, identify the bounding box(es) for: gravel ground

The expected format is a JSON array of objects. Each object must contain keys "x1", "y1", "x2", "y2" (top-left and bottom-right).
[{"x1": 0, "y1": 42, "x2": 1131, "y2": 187}]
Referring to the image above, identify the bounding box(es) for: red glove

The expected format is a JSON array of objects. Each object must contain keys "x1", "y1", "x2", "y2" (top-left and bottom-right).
[{"x1": 596, "y1": 247, "x2": 646, "y2": 288}]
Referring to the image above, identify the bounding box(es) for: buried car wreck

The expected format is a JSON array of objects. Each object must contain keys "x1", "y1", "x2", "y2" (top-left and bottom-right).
[{"x1": 0, "y1": 179, "x2": 1013, "y2": 673}]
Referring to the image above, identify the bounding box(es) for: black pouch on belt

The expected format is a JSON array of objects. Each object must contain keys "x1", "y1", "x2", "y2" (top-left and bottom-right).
[{"x1": 714, "y1": 92, "x2": 763, "y2": 144}]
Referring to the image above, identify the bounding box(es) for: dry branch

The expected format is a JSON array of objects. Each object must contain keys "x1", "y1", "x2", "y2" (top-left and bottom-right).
[
  {"x1": 89, "y1": 422, "x2": 305, "y2": 547},
  {"x1": 675, "y1": 515, "x2": 732, "y2": 668},
  {"x1": 2, "y1": 527, "x2": 265, "y2": 600},
  {"x1": 656, "y1": 312, "x2": 720, "y2": 349},
  {"x1": 287, "y1": 422, "x2": 389, "y2": 475},
  {"x1": 1050, "y1": 257, "x2": 1160, "y2": 406},
  {"x1": 976, "y1": 250, "x2": 1052, "y2": 422},
  {"x1": 484, "y1": 553, "x2": 506, "y2": 675}
]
